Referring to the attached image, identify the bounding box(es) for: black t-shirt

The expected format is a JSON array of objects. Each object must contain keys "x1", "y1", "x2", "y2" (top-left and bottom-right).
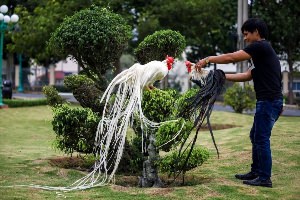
[{"x1": 243, "y1": 40, "x2": 283, "y2": 100}]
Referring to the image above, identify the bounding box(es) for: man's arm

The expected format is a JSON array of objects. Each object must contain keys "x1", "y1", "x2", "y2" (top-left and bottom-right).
[
  {"x1": 206, "y1": 50, "x2": 251, "y2": 64},
  {"x1": 195, "y1": 50, "x2": 251, "y2": 71},
  {"x1": 225, "y1": 69, "x2": 252, "y2": 82}
]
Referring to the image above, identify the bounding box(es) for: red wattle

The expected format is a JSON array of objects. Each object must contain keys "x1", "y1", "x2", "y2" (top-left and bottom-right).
[{"x1": 185, "y1": 61, "x2": 192, "y2": 73}]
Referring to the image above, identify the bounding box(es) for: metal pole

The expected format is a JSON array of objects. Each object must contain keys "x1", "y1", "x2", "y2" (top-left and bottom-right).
[
  {"x1": 0, "y1": 6, "x2": 20, "y2": 105},
  {"x1": 0, "y1": 21, "x2": 5, "y2": 106},
  {"x1": 242, "y1": 0, "x2": 248, "y2": 74},
  {"x1": 237, "y1": 0, "x2": 248, "y2": 87},
  {"x1": 18, "y1": 54, "x2": 23, "y2": 92}
]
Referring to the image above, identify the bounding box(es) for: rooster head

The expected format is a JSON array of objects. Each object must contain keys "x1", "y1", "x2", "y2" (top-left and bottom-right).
[
  {"x1": 185, "y1": 60, "x2": 209, "y2": 81},
  {"x1": 166, "y1": 55, "x2": 175, "y2": 70},
  {"x1": 185, "y1": 61, "x2": 193, "y2": 73}
]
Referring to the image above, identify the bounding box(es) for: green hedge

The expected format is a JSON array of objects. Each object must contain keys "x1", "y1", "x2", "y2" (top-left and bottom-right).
[
  {"x1": 3, "y1": 99, "x2": 48, "y2": 108},
  {"x1": 223, "y1": 83, "x2": 255, "y2": 113},
  {"x1": 51, "y1": 104, "x2": 99, "y2": 154},
  {"x1": 159, "y1": 147, "x2": 210, "y2": 175}
]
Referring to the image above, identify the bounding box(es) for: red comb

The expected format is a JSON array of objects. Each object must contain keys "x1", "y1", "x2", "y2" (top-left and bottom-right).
[
  {"x1": 166, "y1": 55, "x2": 174, "y2": 70},
  {"x1": 185, "y1": 61, "x2": 192, "y2": 73}
]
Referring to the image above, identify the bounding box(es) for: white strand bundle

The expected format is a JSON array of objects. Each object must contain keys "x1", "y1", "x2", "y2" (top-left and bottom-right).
[{"x1": 189, "y1": 66, "x2": 210, "y2": 85}]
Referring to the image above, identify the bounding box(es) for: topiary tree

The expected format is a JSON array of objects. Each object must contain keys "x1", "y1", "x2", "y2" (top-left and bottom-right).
[
  {"x1": 51, "y1": 104, "x2": 100, "y2": 155},
  {"x1": 45, "y1": 7, "x2": 135, "y2": 166},
  {"x1": 223, "y1": 83, "x2": 256, "y2": 113},
  {"x1": 137, "y1": 89, "x2": 182, "y2": 187},
  {"x1": 133, "y1": 29, "x2": 208, "y2": 187},
  {"x1": 134, "y1": 29, "x2": 186, "y2": 64},
  {"x1": 137, "y1": 89, "x2": 209, "y2": 187},
  {"x1": 48, "y1": 6, "x2": 132, "y2": 89}
]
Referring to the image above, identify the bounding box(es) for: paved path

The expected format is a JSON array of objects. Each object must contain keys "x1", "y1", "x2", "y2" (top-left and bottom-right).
[
  {"x1": 213, "y1": 104, "x2": 300, "y2": 117},
  {"x1": 12, "y1": 92, "x2": 300, "y2": 117},
  {"x1": 13, "y1": 92, "x2": 77, "y2": 103}
]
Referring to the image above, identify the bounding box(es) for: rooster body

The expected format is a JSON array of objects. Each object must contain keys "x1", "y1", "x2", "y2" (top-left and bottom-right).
[{"x1": 120, "y1": 60, "x2": 169, "y2": 91}]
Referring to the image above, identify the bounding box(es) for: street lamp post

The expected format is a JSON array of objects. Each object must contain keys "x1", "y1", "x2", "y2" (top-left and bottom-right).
[
  {"x1": 0, "y1": 5, "x2": 19, "y2": 107},
  {"x1": 18, "y1": 54, "x2": 23, "y2": 92}
]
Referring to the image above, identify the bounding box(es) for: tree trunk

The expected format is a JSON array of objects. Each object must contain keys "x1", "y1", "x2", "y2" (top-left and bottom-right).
[{"x1": 138, "y1": 134, "x2": 164, "y2": 187}]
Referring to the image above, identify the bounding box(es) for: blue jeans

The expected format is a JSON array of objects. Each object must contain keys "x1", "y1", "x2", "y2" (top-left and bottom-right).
[{"x1": 250, "y1": 99, "x2": 283, "y2": 180}]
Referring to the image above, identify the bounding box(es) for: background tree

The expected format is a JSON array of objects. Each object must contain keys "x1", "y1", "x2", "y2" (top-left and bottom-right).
[
  {"x1": 252, "y1": 0, "x2": 300, "y2": 104},
  {"x1": 5, "y1": 0, "x2": 153, "y2": 77},
  {"x1": 7, "y1": 0, "x2": 94, "y2": 83},
  {"x1": 5, "y1": 0, "x2": 238, "y2": 79},
  {"x1": 135, "y1": 0, "x2": 237, "y2": 63}
]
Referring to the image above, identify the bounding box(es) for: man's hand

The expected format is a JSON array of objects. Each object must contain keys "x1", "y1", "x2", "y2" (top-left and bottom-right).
[{"x1": 195, "y1": 58, "x2": 209, "y2": 72}]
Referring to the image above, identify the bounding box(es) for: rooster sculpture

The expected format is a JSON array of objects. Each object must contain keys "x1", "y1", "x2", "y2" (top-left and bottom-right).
[{"x1": 26, "y1": 56, "x2": 176, "y2": 192}]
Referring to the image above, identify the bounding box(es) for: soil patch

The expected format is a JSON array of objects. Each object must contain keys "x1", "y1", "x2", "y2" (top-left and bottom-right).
[
  {"x1": 49, "y1": 156, "x2": 90, "y2": 171},
  {"x1": 201, "y1": 124, "x2": 238, "y2": 131}
]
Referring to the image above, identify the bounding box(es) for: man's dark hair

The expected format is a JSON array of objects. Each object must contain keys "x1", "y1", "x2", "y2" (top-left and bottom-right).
[{"x1": 241, "y1": 18, "x2": 269, "y2": 39}]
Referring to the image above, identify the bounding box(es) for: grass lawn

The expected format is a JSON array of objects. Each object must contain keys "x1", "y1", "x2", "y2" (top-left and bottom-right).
[{"x1": 0, "y1": 106, "x2": 299, "y2": 199}]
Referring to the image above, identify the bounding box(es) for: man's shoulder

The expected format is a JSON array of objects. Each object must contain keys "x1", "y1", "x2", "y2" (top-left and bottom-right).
[{"x1": 244, "y1": 40, "x2": 271, "y2": 55}]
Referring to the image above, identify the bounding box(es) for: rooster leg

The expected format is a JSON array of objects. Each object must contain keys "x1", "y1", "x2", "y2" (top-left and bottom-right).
[
  {"x1": 144, "y1": 85, "x2": 151, "y2": 91},
  {"x1": 149, "y1": 85, "x2": 156, "y2": 90},
  {"x1": 144, "y1": 85, "x2": 156, "y2": 91}
]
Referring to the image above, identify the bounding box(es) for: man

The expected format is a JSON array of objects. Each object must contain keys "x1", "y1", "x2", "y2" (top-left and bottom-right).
[{"x1": 195, "y1": 18, "x2": 283, "y2": 188}]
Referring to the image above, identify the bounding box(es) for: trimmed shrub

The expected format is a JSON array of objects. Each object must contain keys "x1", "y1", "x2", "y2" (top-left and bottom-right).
[
  {"x1": 133, "y1": 89, "x2": 209, "y2": 181},
  {"x1": 223, "y1": 83, "x2": 255, "y2": 113},
  {"x1": 48, "y1": 6, "x2": 132, "y2": 87},
  {"x1": 52, "y1": 104, "x2": 100, "y2": 155},
  {"x1": 142, "y1": 89, "x2": 178, "y2": 122},
  {"x1": 64, "y1": 74, "x2": 103, "y2": 113},
  {"x1": 174, "y1": 88, "x2": 198, "y2": 118},
  {"x1": 53, "y1": 85, "x2": 72, "y2": 93},
  {"x1": 43, "y1": 85, "x2": 66, "y2": 107},
  {"x1": 134, "y1": 29, "x2": 186, "y2": 64},
  {"x1": 159, "y1": 147, "x2": 210, "y2": 176},
  {"x1": 156, "y1": 118, "x2": 193, "y2": 152}
]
